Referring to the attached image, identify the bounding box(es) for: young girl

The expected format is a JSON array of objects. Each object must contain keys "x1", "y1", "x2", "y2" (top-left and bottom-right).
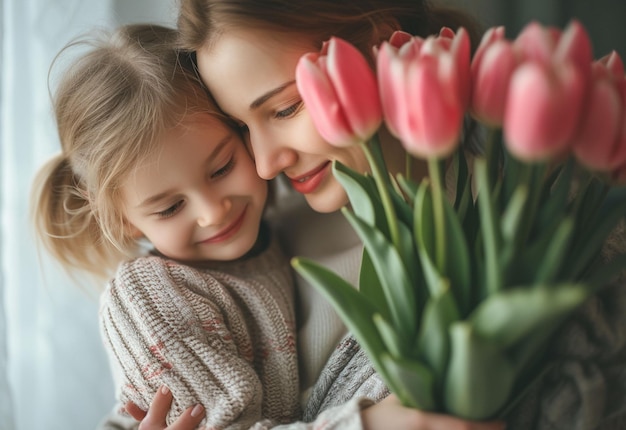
[
  {"x1": 132, "y1": 0, "x2": 626, "y2": 429},
  {"x1": 32, "y1": 23, "x2": 302, "y2": 429}
]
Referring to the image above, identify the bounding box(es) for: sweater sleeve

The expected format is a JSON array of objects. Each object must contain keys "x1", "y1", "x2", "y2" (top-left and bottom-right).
[{"x1": 99, "y1": 256, "x2": 267, "y2": 429}]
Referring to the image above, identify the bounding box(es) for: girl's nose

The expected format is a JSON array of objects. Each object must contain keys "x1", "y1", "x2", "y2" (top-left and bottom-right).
[
  {"x1": 248, "y1": 128, "x2": 298, "y2": 180},
  {"x1": 196, "y1": 196, "x2": 232, "y2": 228}
]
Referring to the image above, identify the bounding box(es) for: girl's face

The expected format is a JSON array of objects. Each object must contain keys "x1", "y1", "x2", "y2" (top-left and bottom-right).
[
  {"x1": 196, "y1": 27, "x2": 370, "y2": 213},
  {"x1": 121, "y1": 114, "x2": 267, "y2": 262}
]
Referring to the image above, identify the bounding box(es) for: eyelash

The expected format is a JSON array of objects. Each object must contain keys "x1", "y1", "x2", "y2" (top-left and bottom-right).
[
  {"x1": 211, "y1": 156, "x2": 236, "y2": 179},
  {"x1": 155, "y1": 157, "x2": 236, "y2": 219},
  {"x1": 156, "y1": 201, "x2": 184, "y2": 219},
  {"x1": 275, "y1": 101, "x2": 302, "y2": 119}
]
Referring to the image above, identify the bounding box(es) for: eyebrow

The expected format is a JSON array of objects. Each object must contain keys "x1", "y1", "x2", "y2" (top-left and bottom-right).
[
  {"x1": 135, "y1": 134, "x2": 232, "y2": 209},
  {"x1": 249, "y1": 80, "x2": 297, "y2": 110}
]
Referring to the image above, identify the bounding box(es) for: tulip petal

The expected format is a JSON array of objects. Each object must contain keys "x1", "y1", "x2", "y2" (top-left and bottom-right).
[
  {"x1": 296, "y1": 54, "x2": 357, "y2": 146},
  {"x1": 404, "y1": 59, "x2": 463, "y2": 158},
  {"x1": 573, "y1": 79, "x2": 622, "y2": 170},
  {"x1": 471, "y1": 40, "x2": 516, "y2": 126},
  {"x1": 326, "y1": 37, "x2": 382, "y2": 141},
  {"x1": 555, "y1": 20, "x2": 593, "y2": 80},
  {"x1": 451, "y1": 27, "x2": 472, "y2": 108},
  {"x1": 388, "y1": 30, "x2": 413, "y2": 49},
  {"x1": 514, "y1": 21, "x2": 555, "y2": 65},
  {"x1": 504, "y1": 63, "x2": 577, "y2": 160}
]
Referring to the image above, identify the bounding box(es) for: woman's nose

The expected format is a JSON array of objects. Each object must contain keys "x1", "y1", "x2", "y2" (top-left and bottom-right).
[
  {"x1": 248, "y1": 129, "x2": 298, "y2": 180},
  {"x1": 196, "y1": 195, "x2": 232, "y2": 228}
]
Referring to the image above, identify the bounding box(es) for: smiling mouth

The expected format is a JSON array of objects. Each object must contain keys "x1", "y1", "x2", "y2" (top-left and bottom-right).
[
  {"x1": 289, "y1": 162, "x2": 331, "y2": 194},
  {"x1": 201, "y1": 207, "x2": 247, "y2": 244}
]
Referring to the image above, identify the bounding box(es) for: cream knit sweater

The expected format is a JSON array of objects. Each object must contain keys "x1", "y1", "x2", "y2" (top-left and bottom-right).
[{"x1": 99, "y1": 238, "x2": 301, "y2": 429}]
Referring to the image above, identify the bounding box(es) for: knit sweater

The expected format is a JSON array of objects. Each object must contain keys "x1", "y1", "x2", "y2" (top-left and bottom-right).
[{"x1": 99, "y1": 238, "x2": 301, "y2": 429}]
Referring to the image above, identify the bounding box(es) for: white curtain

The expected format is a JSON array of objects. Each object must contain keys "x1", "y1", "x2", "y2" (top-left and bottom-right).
[{"x1": 1, "y1": 1, "x2": 174, "y2": 429}]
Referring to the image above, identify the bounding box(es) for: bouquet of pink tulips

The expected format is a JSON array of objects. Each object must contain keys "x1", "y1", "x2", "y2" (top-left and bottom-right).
[{"x1": 291, "y1": 20, "x2": 626, "y2": 420}]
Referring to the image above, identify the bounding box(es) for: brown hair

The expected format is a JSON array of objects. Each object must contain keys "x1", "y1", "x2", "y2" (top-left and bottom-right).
[
  {"x1": 32, "y1": 24, "x2": 228, "y2": 281},
  {"x1": 177, "y1": 0, "x2": 483, "y2": 58}
]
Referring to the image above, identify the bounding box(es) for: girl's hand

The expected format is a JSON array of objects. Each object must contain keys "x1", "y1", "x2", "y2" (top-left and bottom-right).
[
  {"x1": 125, "y1": 385, "x2": 206, "y2": 430},
  {"x1": 361, "y1": 394, "x2": 506, "y2": 430}
]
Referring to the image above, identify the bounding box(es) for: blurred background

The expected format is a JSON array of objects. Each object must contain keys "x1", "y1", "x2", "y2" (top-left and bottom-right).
[{"x1": 1, "y1": 1, "x2": 624, "y2": 429}]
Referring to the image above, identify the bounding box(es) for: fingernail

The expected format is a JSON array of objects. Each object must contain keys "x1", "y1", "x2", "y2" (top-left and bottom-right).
[
  {"x1": 161, "y1": 385, "x2": 170, "y2": 395},
  {"x1": 191, "y1": 404, "x2": 204, "y2": 417}
]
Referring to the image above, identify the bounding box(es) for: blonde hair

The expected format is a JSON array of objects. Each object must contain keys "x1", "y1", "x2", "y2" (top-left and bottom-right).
[{"x1": 32, "y1": 24, "x2": 229, "y2": 280}]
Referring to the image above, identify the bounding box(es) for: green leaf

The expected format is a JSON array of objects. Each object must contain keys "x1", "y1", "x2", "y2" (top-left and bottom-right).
[
  {"x1": 500, "y1": 185, "x2": 528, "y2": 243},
  {"x1": 359, "y1": 249, "x2": 391, "y2": 321},
  {"x1": 444, "y1": 322, "x2": 516, "y2": 420},
  {"x1": 475, "y1": 158, "x2": 502, "y2": 294},
  {"x1": 414, "y1": 180, "x2": 442, "y2": 297},
  {"x1": 291, "y1": 257, "x2": 390, "y2": 380},
  {"x1": 468, "y1": 284, "x2": 589, "y2": 350},
  {"x1": 416, "y1": 284, "x2": 460, "y2": 390},
  {"x1": 535, "y1": 161, "x2": 573, "y2": 231},
  {"x1": 452, "y1": 148, "x2": 470, "y2": 211},
  {"x1": 534, "y1": 217, "x2": 574, "y2": 284},
  {"x1": 333, "y1": 160, "x2": 381, "y2": 228},
  {"x1": 380, "y1": 353, "x2": 436, "y2": 411},
  {"x1": 389, "y1": 180, "x2": 415, "y2": 228},
  {"x1": 441, "y1": 191, "x2": 472, "y2": 313},
  {"x1": 373, "y1": 313, "x2": 406, "y2": 357},
  {"x1": 397, "y1": 173, "x2": 418, "y2": 205},
  {"x1": 342, "y1": 208, "x2": 417, "y2": 337}
]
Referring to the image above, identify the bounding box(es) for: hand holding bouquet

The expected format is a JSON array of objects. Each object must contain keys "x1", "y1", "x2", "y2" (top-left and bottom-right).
[{"x1": 292, "y1": 20, "x2": 626, "y2": 419}]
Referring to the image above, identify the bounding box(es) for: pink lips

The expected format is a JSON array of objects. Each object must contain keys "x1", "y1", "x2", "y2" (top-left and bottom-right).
[
  {"x1": 200, "y1": 207, "x2": 247, "y2": 244},
  {"x1": 289, "y1": 162, "x2": 331, "y2": 194}
]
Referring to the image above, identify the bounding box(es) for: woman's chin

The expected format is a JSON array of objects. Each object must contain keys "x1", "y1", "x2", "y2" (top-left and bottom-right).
[{"x1": 303, "y1": 184, "x2": 349, "y2": 214}]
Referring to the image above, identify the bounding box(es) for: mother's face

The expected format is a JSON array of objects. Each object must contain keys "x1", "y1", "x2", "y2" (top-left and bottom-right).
[{"x1": 196, "y1": 27, "x2": 370, "y2": 213}]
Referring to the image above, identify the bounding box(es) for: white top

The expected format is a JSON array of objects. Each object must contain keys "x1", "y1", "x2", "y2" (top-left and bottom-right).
[{"x1": 265, "y1": 179, "x2": 363, "y2": 403}]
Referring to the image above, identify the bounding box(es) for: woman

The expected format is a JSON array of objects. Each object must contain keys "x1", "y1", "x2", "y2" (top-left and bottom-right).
[{"x1": 123, "y1": 0, "x2": 626, "y2": 429}]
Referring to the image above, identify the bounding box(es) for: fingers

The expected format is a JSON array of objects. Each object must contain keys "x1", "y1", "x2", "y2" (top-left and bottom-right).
[
  {"x1": 125, "y1": 401, "x2": 148, "y2": 421},
  {"x1": 142, "y1": 385, "x2": 174, "y2": 424},
  {"x1": 168, "y1": 403, "x2": 206, "y2": 430},
  {"x1": 136, "y1": 385, "x2": 206, "y2": 430},
  {"x1": 362, "y1": 394, "x2": 506, "y2": 430}
]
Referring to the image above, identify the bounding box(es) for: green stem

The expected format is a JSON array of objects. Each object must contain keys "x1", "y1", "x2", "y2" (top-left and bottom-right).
[
  {"x1": 515, "y1": 162, "x2": 547, "y2": 248},
  {"x1": 405, "y1": 151, "x2": 412, "y2": 181},
  {"x1": 361, "y1": 135, "x2": 400, "y2": 251},
  {"x1": 428, "y1": 157, "x2": 446, "y2": 272}
]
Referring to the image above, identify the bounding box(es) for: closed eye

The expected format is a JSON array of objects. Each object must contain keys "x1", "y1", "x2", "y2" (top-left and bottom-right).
[
  {"x1": 275, "y1": 101, "x2": 302, "y2": 119},
  {"x1": 156, "y1": 200, "x2": 185, "y2": 219},
  {"x1": 211, "y1": 156, "x2": 236, "y2": 179}
]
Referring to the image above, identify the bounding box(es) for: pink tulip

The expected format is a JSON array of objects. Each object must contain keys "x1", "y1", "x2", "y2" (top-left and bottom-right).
[
  {"x1": 471, "y1": 21, "x2": 593, "y2": 142},
  {"x1": 470, "y1": 36, "x2": 516, "y2": 126},
  {"x1": 377, "y1": 28, "x2": 471, "y2": 159},
  {"x1": 388, "y1": 30, "x2": 413, "y2": 49},
  {"x1": 469, "y1": 20, "x2": 591, "y2": 161},
  {"x1": 295, "y1": 37, "x2": 382, "y2": 147},
  {"x1": 504, "y1": 61, "x2": 587, "y2": 161},
  {"x1": 573, "y1": 51, "x2": 626, "y2": 171}
]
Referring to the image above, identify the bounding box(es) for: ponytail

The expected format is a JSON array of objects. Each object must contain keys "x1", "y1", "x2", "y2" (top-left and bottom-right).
[{"x1": 31, "y1": 154, "x2": 130, "y2": 280}]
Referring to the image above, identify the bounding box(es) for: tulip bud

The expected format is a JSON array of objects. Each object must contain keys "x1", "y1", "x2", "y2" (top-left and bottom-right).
[
  {"x1": 377, "y1": 29, "x2": 470, "y2": 159},
  {"x1": 470, "y1": 39, "x2": 516, "y2": 127},
  {"x1": 295, "y1": 37, "x2": 382, "y2": 147},
  {"x1": 504, "y1": 61, "x2": 586, "y2": 161},
  {"x1": 573, "y1": 52, "x2": 626, "y2": 171}
]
